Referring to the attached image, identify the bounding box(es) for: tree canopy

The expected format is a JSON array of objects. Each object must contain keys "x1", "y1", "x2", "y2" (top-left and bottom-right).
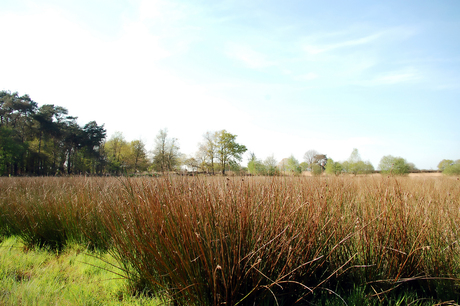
[
  {"x1": 379, "y1": 155, "x2": 412, "y2": 175},
  {"x1": 247, "y1": 152, "x2": 265, "y2": 175},
  {"x1": 151, "y1": 129, "x2": 181, "y2": 173},
  {"x1": 215, "y1": 130, "x2": 247, "y2": 175},
  {"x1": 197, "y1": 131, "x2": 218, "y2": 174},
  {"x1": 0, "y1": 90, "x2": 106, "y2": 176},
  {"x1": 439, "y1": 159, "x2": 460, "y2": 175},
  {"x1": 3, "y1": 89, "x2": 436, "y2": 177},
  {"x1": 303, "y1": 149, "x2": 319, "y2": 171},
  {"x1": 342, "y1": 148, "x2": 374, "y2": 175},
  {"x1": 325, "y1": 158, "x2": 343, "y2": 176}
]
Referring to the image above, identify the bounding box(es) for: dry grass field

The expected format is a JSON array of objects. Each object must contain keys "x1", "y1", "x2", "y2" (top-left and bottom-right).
[
  {"x1": 408, "y1": 172, "x2": 443, "y2": 178},
  {"x1": 1, "y1": 175, "x2": 459, "y2": 305},
  {"x1": 302, "y1": 171, "x2": 444, "y2": 178}
]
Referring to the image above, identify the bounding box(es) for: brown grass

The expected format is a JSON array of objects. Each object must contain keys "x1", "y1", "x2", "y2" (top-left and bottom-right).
[{"x1": 1, "y1": 175, "x2": 459, "y2": 305}]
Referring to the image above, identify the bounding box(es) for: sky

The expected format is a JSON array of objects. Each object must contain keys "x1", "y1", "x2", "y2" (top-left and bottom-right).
[{"x1": 1, "y1": 0, "x2": 459, "y2": 170}]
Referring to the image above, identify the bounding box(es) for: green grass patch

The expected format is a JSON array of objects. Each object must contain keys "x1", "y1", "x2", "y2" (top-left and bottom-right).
[{"x1": 0, "y1": 236, "x2": 161, "y2": 306}]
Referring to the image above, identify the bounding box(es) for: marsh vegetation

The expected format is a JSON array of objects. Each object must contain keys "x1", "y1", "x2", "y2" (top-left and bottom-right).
[{"x1": 1, "y1": 175, "x2": 460, "y2": 305}]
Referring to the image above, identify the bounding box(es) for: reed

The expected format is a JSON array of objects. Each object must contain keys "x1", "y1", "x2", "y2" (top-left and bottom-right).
[
  {"x1": 0, "y1": 175, "x2": 459, "y2": 304},
  {"x1": 100, "y1": 177, "x2": 350, "y2": 304},
  {"x1": 0, "y1": 177, "x2": 111, "y2": 252}
]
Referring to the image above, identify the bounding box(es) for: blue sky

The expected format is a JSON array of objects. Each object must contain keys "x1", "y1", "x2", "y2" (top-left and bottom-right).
[{"x1": 1, "y1": 0, "x2": 459, "y2": 169}]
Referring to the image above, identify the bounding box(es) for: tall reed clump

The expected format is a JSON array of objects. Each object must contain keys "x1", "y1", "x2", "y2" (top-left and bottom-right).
[
  {"x1": 100, "y1": 177, "x2": 363, "y2": 305},
  {"x1": 336, "y1": 176, "x2": 460, "y2": 300},
  {"x1": 100, "y1": 176, "x2": 460, "y2": 305},
  {"x1": 0, "y1": 177, "x2": 112, "y2": 252},
  {"x1": 0, "y1": 177, "x2": 69, "y2": 251}
]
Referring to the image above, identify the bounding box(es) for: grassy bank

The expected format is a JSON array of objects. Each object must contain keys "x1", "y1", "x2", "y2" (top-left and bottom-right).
[
  {"x1": 0, "y1": 236, "x2": 160, "y2": 306},
  {"x1": 1, "y1": 176, "x2": 459, "y2": 305}
]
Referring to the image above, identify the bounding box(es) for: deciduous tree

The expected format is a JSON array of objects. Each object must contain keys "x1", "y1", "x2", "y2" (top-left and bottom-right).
[
  {"x1": 152, "y1": 129, "x2": 181, "y2": 173},
  {"x1": 438, "y1": 159, "x2": 454, "y2": 171},
  {"x1": 215, "y1": 130, "x2": 247, "y2": 175},
  {"x1": 104, "y1": 132, "x2": 128, "y2": 175},
  {"x1": 344, "y1": 148, "x2": 374, "y2": 175},
  {"x1": 441, "y1": 159, "x2": 460, "y2": 175},
  {"x1": 311, "y1": 163, "x2": 323, "y2": 176},
  {"x1": 197, "y1": 131, "x2": 218, "y2": 174},
  {"x1": 263, "y1": 155, "x2": 279, "y2": 176},
  {"x1": 303, "y1": 149, "x2": 319, "y2": 171},
  {"x1": 127, "y1": 139, "x2": 149, "y2": 173},
  {"x1": 379, "y1": 155, "x2": 412, "y2": 175},
  {"x1": 286, "y1": 155, "x2": 302, "y2": 175},
  {"x1": 247, "y1": 152, "x2": 265, "y2": 175},
  {"x1": 325, "y1": 158, "x2": 343, "y2": 176}
]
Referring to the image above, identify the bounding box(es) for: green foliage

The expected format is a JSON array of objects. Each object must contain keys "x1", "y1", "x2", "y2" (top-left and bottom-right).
[
  {"x1": 195, "y1": 130, "x2": 247, "y2": 175},
  {"x1": 438, "y1": 159, "x2": 454, "y2": 171},
  {"x1": 379, "y1": 155, "x2": 412, "y2": 175},
  {"x1": 357, "y1": 160, "x2": 374, "y2": 174},
  {"x1": 325, "y1": 158, "x2": 343, "y2": 176},
  {"x1": 127, "y1": 140, "x2": 150, "y2": 173},
  {"x1": 341, "y1": 160, "x2": 349, "y2": 173},
  {"x1": 151, "y1": 129, "x2": 181, "y2": 173},
  {"x1": 247, "y1": 153, "x2": 265, "y2": 175},
  {"x1": 407, "y1": 162, "x2": 417, "y2": 171},
  {"x1": 285, "y1": 155, "x2": 302, "y2": 174},
  {"x1": 104, "y1": 132, "x2": 128, "y2": 174},
  {"x1": 0, "y1": 90, "x2": 106, "y2": 176},
  {"x1": 300, "y1": 161, "x2": 309, "y2": 171},
  {"x1": 344, "y1": 148, "x2": 374, "y2": 175},
  {"x1": 278, "y1": 156, "x2": 302, "y2": 175},
  {"x1": 0, "y1": 127, "x2": 26, "y2": 175},
  {"x1": 263, "y1": 154, "x2": 279, "y2": 176},
  {"x1": 311, "y1": 163, "x2": 323, "y2": 176},
  {"x1": 215, "y1": 130, "x2": 247, "y2": 175},
  {"x1": 247, "y1": 159, "x2": 262, "y2": 175},
  {"x1": 442, "y1": 159, "x2": 460, "y2": 175}
]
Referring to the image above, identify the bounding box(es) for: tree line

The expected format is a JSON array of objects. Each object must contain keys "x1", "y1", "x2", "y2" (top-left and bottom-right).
[
  {"x1": 0, "y1": 87, "x2": 248, "y2": 176},
  {"x1": 247, "y1": 148, "x2": 418, "y2": 176},
  {"x1": 103, "y1": 129, "x2": 248, "y2": 176},
  {"x1": 0, "y1": 91, "x2": 106, "y2": 176},
  {"x1": 2, "y1": 90, "x2": 459, "y2": 176}
]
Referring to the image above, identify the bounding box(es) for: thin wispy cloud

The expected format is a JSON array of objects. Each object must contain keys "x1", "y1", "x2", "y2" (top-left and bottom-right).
[
  {"x1": 302, "y1": 25, "x2": 417, "y2": 56},
  {"x1": 364, "y1": 68, "x2": 421, "y2": 86},
  {"x1": 303, "y1": 32, "x2": 383, "y2": 55},
  {"x1": 375, "y1": 72, "x2": 419, "y2": 84}
]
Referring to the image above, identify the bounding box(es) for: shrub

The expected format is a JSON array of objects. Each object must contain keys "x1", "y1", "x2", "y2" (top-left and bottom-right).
[
  {"x1": 311, "y1": 163, "x2": 323, "y2": 176},
  {"x1": 379, "y1": 155, "x2": 411, "y2": 175},
  {"x1": 443, "y1": 162, "x2": 460, "y2": 175},
  {"x1": 438, "y1": 159, "x2": 454, "y2": 171}
]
